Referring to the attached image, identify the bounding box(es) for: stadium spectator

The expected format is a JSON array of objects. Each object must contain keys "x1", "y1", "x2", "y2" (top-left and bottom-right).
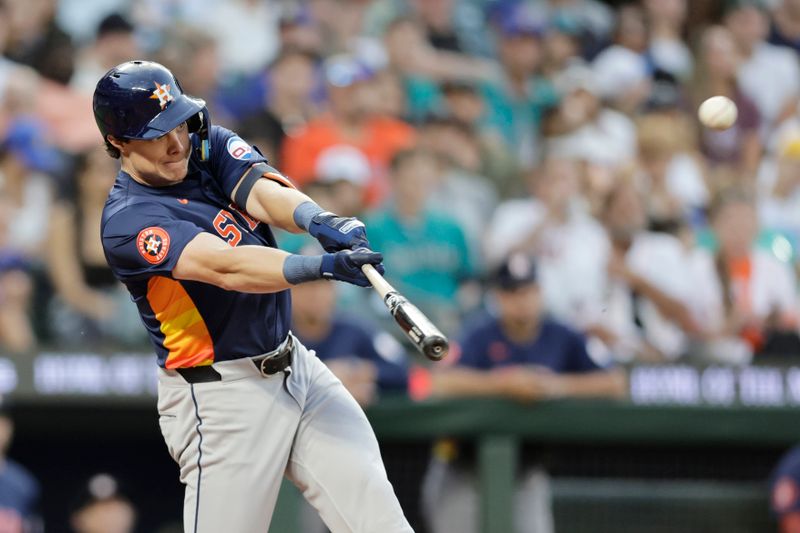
[
  {"x1": 69, "y1": 473, "x2": 136, "y2": 533},
  {"x1": 635, "y1": 111, "x2": 709, "y2": 229},
  {"x1": 154, "y1": 26, "x2": 227, "y2": 126},
  {"x1": 543, "y1": 63, "x2": 637, "y2": 169},
  {"x1": 758, "y1": 128, "x2": 800, "y2": 254},
  {"x1": 768, "y1": 0, "x2": 800, "y2": 54},
  {"x1": 407, "y1": 0, "x2": 493, "y2": 57},
  {"x1": 517, "y1": 0, "x2": 615, "y2": 59},
  {"x1": 484, "y1": 157, "x2": 608, "y2": 334},
  {"x1": 690, "y1": 187, "x2": 800, "y2": 361},
  {"x1": 540, "y1": 15, "x2": 584, "y2": 81},
  {"x1": 724, "y1": 0, "x2": 800, "y2": 142},
  {"x1": 591, "y1": 4, "x2": 653, "y2": 116},
  {"x1": 0, "y1": 116, "x2": 59, "y2": 261},
  {"x1": 308, "y1": 0, "x2": 387, "y2": 70},
  {"x1": 70, "y1": 13, "x2": 140, "y2": 95},
  {"x1": 366, "y1": 68, "x2": 410, "y2": 121},
  {"x1": 590, "y1": 179, "x2": 701, "y2": 362},
  {"x1": 313, "y1": 145, "x2": 371, "y2": 217},
  {"x1": 281, "y1": 53, "x2": 416, "y2": 207},
  {"x1": 291, "y1": 263, "x2": 409, "y2": 407},
  {"x1": 422, "y1": 252, "x2": 625, "y2": 533},
  {"x1": 381, "y1": 16, "x2": 495, "y2": 123},
  {"x1": 482, "y1": 2, "x2": 559, "y2": 167},
  {"x1": 3, "y1": 0, "x2": 75, "y2": 84},
  {"x1": 45, "y1": 146, "x2": 147, "y2": 348},
  {"x1": 277, "y1": 3, "x2": 324, "y2": 56},
  {"x1": 0, "y1": 193, "x2": 35, "y2": 354},
  {"x1": 192, "y1": 0, "x2": 280, "y2": 77},
  {"x1": 770, "y1": 444, "x2": 800, "y2": 533},
  {"x1": 437, "y1": 80, "x2": 520, "y2": 199},
  {"x1": 691, "y1": 25, "x2": 762, "y2": 180},
  {"x1": 237, "y1": 48, "x2": 322, "y2": 164},
  {"x1": 643, "y1": 0, "x2": 693, "y2": 81},
  {"x1": 419, "y1": 116, "x2": 499, "y2": 248},
  {"x1": 0, "y1": 402, "x2": 40, "y2": 532},
  {"x1": 365, "y1": 148, "x2": 474, "y2": 336}
]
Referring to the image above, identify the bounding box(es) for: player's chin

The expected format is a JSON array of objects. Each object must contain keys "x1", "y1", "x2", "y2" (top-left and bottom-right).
[{"x1": 161, "y1": 159, "x2": 189, "y2": 181}]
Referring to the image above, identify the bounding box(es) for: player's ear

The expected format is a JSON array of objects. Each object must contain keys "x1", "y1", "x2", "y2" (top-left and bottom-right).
[{"x1": 107, "y1": 135, "x2": 128, "y2": 155}]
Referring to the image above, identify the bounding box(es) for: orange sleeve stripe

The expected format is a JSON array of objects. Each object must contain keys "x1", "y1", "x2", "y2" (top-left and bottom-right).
[
  {"x1": 147, "y1": 276, "x2": 215, "y2": 368},
  {"x1": 263, "y1": 172, "x2": 297, "y2": 190}
]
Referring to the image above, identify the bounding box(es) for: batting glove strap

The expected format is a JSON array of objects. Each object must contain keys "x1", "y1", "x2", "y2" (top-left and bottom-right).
[
  {"x1": 309, "y1": 211, "x2": 370, "y2": 252},
  {"x1": 283, "y1": 254, "x2": 324, "y2": 285},
  {"x1": 292, "y1": 201, "x2": 325, "y2": 231},
  {"x1": 321, "y1": 248, "x2": 385, "y2": 287}
]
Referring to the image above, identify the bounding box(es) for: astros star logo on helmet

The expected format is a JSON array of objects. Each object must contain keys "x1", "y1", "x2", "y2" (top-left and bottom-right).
[{"x1": 150, "y1": 81, "x2": 174, "y2": 110}]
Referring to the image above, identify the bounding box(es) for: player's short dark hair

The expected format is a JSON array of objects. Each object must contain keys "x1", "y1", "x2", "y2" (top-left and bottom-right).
[{"x1": 104, "y1": 137, "x2": 126, "y2": 159}]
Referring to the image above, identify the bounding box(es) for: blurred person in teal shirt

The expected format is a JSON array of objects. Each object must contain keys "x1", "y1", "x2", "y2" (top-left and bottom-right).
[{"x1": 365, "y1": 148, "x2": 474, "y2": 336}]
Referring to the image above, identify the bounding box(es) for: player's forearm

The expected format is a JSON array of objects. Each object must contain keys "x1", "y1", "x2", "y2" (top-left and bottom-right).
[
  {"x1": 210, "y1": 245, "x2": 297, "y2": 293},
  {"x1": 174, "y1": 240, "x2": 295, "y2": 293},
  {"x1": 545, "y1": 369, "x2": 628, "y2": 399},
  {"x1": 246, "y1": 180, "x2": 315, "y2": 233}
]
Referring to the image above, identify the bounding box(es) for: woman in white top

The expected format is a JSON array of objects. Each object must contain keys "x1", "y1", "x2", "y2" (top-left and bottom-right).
[{"x1": 690, "y1": 188, "x2": 800, "y2": 363}]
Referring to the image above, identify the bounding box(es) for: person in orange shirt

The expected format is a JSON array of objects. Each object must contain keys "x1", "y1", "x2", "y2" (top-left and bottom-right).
[{"x1": 281, "y1": 54, "x2": 416, "y2": 207}]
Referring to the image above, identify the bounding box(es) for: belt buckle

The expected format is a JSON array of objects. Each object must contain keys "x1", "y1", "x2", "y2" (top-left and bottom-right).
[
  {"x1": 257, "y1": 337, "x2": 292, "y2": 376},
  {"x1": 258, "y1": 357, "x2": 272, "y2": 376}
]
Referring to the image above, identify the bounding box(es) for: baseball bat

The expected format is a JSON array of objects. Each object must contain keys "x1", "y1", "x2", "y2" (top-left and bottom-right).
[{"x1": 361, "y1": 264, "x2": 449, "y2": 361}]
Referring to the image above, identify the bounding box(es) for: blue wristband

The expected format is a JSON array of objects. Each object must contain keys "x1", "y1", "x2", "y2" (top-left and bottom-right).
[
  {"x1": 293, "y1": 201, "x2": 325, "y2": 231},
  {"x1": 282, "y1": 254, "x2": 323, "y2": 284}
]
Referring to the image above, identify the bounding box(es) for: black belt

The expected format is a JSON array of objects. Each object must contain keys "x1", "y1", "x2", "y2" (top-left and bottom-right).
[{"x1": 175, "y1": 336, "x2": 294, "y2": 384}]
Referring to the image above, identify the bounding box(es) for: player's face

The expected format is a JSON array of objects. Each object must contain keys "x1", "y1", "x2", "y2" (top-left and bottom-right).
[{"x1": 117, "y1": 122, "x2": 191, "y2": 186}]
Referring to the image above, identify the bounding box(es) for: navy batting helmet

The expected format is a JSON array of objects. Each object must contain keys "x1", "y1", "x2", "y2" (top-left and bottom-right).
[{"x1": 93, "y1": 60, "x2": 210, "y2": 160}]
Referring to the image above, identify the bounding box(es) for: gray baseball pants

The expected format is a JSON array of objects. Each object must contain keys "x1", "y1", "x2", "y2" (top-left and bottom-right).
[{"x1": 157, "y1": 336, "x2": 413, "y2": 533}]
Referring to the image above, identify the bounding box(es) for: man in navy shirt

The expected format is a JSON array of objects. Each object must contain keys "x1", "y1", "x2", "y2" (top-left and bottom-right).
[
  {"x1": 94, "y1": 61, "x2": 412, "y2": 532},
  {"x1": 771, "y1": 444, "x2": 800, "y2": 532},
  {"x1": 292, "y1": 273, "x2": 409, "y2": 407},
  {"x1": 0, "y1": 405, "x2": 40, "y2": 533},
  {"x1": 423, "y1": 252, "x2": 626, "y2": 533}
]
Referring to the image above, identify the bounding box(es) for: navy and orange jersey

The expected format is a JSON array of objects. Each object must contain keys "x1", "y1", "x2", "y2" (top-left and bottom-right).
[
  {"x1": 297, "y1": 315, "x2": 409, "y2": 392},
  {"x1": 101, "y1": 125, "x2": 293, "y2": 368},
  {"x1": 454, "y1": 313, "x2": 602, "y2": 373}
]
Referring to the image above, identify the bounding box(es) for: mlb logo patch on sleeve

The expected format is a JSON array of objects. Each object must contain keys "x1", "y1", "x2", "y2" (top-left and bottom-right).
[
  {"x1": 227, "y1": 136, "x2": 252, "y2": 160},
  {"x1": 137, "y1": 227, "x2": 171, "y2": 264}
]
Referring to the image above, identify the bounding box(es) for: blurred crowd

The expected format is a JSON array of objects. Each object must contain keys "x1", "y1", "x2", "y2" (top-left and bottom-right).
[
  {"x1": 7, "y1": 0, "x2": 800, "y2": 529},
  {"x1": 2, "y1": 0, "x2": 800, "y2": 373}
]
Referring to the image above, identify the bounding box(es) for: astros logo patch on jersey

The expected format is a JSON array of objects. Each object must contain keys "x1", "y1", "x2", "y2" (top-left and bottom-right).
[
  {"x1": 149, "y1": 81, "x2": 174, "y2": 110},
  {"x1": 137, "y1": 226, "x2": 170, "y2": 264},
  {"x1": 226, "y1": 136, "x2": 252, "y2": 160}
]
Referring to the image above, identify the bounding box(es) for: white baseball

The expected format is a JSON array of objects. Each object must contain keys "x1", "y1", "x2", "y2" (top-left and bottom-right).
[{"x1": 698, "y1": 95, "x2": 738, "y2": 130}]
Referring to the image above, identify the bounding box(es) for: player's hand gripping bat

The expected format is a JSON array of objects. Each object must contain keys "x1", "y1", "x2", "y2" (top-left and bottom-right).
[{"x1": 361, "y1": 264, "x2": 449, "y2": 361}]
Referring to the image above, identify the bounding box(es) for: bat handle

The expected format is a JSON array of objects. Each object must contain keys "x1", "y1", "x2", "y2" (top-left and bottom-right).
[{"x1": 361, "y1": 264, "x2": 394, "y2": 298}]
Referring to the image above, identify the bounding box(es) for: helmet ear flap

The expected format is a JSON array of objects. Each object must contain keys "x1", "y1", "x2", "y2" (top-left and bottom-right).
[
  {"x1": 189, "y1": 108, "x2": 210, "y2": 161},
  {"x1": 186, "y1": 112, "x2": 202, "y2": 133}
]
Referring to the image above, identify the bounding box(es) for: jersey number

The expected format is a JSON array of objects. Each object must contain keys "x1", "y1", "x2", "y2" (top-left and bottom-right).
[{"x1": 213, "y1": 210, "x2": 242, "y2": 247}]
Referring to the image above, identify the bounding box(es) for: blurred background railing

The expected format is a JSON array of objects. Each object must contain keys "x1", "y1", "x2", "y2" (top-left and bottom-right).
[{"x1": 5, "y1": 348, "x2": 797, "y2": 532}]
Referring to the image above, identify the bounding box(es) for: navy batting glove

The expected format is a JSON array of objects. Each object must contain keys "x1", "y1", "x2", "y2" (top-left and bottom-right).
[
  {"x1": 308, "y1": 212, "x2": 370, "y2": 252},
  {"x1": 320, "y1": 248, "x2": 385, "y2": 287}
]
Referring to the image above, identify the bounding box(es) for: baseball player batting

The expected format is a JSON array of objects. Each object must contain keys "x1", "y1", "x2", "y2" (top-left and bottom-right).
[{"x1": 94, "y1": 60, "x2": 413, "y2": 533}]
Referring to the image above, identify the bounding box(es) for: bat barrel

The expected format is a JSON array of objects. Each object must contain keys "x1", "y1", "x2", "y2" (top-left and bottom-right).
[{"x1": 422, "y1": 335, "x2": 449, "y2": 361}]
